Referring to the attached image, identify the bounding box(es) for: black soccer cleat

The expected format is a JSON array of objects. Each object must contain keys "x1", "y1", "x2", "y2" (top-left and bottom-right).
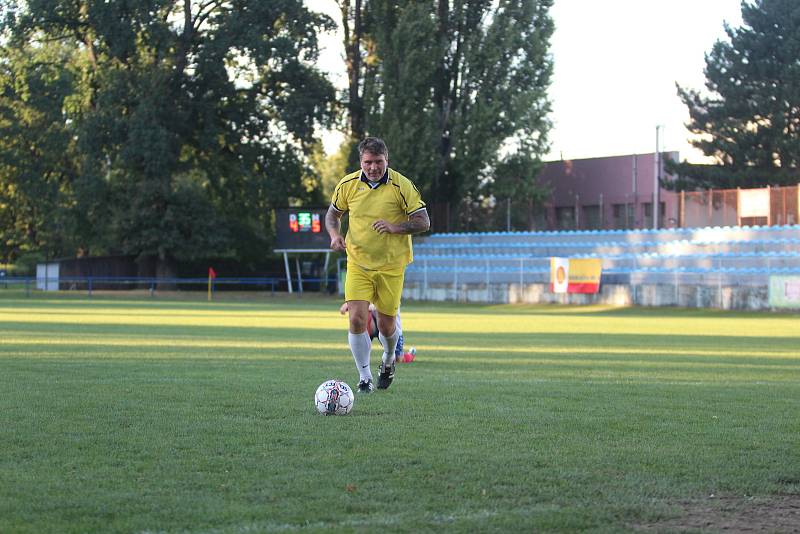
[
  {"x1": 376, "y1": 361, "x2": 395, "y2": 389},
  {"x1": 357, "y1": 378, "x2": 374, "y2": 394}
]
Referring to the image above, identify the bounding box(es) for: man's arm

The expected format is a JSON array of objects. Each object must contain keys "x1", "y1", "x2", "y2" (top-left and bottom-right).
[
  {"x1": 372, "y1": 209, "x2": 431, "y2": 235},
  {"x1": 326, "y1": 205, "x2": 347, "y2": 251},
  {"x1": 397, "y1": 209, "x2": 431, "y2": 234}
]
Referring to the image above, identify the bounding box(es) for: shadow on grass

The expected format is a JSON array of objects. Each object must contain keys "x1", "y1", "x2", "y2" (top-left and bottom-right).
[
  {"x1": 4, "y1": 293, "x2": 799, "y2": 320},
  {"x1": 2, "y1": 323, "x2": 798, "y2": 384},
  {"x1": 1, "y1": 321, "x2": 797, "y2": 354}
]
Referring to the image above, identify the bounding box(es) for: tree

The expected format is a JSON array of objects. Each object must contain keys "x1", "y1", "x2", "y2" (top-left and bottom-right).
[
  {"x1": 0, "y1": 41, "x2": 81, "y2": 264},
  {"x1": 335, "y1": 0, "x2": 382, "y2": 168},
  {"x1": 491, "y1": 147, "x2": 552, "y2": 230},
  {"x1": 338, "y1": 0, "x2": 366, "y2": 142},
  {"x1": 0, "y1": 1, "x2": 335, "y2": 272},
  {"x1": 670, "y1": 0, "x2": 800, "y2": 190},
  {"x1": 359, "y1": 0, "x2": 554, "y2": 231}
]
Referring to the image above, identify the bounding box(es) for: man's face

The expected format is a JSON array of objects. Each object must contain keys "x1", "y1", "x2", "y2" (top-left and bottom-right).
[{"x1": 360, "y1": 151, "x2": 388, "y2": 182}]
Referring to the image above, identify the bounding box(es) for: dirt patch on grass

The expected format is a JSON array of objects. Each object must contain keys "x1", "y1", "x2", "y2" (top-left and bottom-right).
[{"x1": 635, "y1": 494, "x2": 800, "y2": 532}]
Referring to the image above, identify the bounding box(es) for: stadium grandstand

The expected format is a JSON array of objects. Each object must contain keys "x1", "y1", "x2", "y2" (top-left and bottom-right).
[{"x1": 403, "y1": 224, "x2": 800, "y2": 310}]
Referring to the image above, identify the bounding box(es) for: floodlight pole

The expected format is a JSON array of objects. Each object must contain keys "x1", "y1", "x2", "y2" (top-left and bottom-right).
[{"x1": 653, "y1": 125, "x2": 663, "y2": 230}]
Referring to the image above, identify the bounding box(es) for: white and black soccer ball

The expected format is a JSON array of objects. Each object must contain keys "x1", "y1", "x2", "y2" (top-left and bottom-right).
[{"x1": 314, "y1": 379, "x2": 355, "y2": 416}]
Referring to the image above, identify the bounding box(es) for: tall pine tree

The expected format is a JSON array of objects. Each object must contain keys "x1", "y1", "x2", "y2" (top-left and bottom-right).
[{"x1": 670, "y1": 0, "x2": 800, "y2": 189}]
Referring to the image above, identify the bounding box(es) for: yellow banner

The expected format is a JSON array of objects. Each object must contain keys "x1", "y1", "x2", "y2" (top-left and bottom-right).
[{"x1": 550, "y1": 258, "x2": 602, "y2": 294}]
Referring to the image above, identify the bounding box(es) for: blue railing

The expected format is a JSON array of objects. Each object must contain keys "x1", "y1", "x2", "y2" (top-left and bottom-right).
[{"x1": 1, "y1": 275, "x2": 338, "y2": 296}]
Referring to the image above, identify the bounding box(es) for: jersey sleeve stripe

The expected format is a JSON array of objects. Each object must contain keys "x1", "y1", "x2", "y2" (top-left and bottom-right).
[
  {"x1": 332, "y1": 189, "x2": 344, "y2": 211},
  {"x1": 332, "y1": 176, "x2": 361, "y2": 211},
  {"x1": 392, "y1": 182, "x2": 409, "y2": 211}
]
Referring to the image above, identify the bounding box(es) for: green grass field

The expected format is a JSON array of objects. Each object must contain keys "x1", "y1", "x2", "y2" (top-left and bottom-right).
[{"x1": 1, "y1": 292, "x2": 799, "y2": 533}]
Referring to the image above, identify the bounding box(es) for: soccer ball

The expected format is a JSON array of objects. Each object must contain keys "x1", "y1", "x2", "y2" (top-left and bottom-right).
[{"x1": 314, "y1": 379, "x2": 355, "y2": 416}]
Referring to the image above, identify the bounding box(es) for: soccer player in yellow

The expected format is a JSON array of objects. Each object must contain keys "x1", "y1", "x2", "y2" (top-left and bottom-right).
[{"x1": 326, "y1": 137, "x2": 429, "y2": 392}]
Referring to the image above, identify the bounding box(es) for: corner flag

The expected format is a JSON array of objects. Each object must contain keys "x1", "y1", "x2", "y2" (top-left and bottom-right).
[{"x1": 208, "y1": 267, "x2": 217, "y2": 301}]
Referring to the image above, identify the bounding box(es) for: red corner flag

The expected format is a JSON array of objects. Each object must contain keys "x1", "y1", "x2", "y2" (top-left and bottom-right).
[{"x1": 207, "y1": 268, "x2": 217, "y2": 301}]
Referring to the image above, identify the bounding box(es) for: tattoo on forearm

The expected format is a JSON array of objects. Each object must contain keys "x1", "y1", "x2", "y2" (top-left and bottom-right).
[
  {"x1": 397, "y1": 211, "x2": 430, "y2": 235},
  {"x1": 325, "y1": 207, "x2": 342, "y2": 236}
]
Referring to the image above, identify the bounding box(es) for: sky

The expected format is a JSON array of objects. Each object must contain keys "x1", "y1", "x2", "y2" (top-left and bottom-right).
[{"x1": 311, "y1": 0, "x2": 744, "y2": 164}]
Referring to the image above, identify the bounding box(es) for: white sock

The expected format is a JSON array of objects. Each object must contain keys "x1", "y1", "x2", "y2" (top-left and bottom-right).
[
  {"x1": 379, "y1": 327, "x2": 401, "y2": 366},
  {"x1": 348, "y1": 331, "x2": 373, "y2": 381}
]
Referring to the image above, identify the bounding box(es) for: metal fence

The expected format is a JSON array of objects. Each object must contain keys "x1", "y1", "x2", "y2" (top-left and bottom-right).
[
  {"x1": 679, "y1": 185, "x2": 798, "y2": 228},
  {"x1": 426, "y1": 185, "x2": 799, "y2": 233},
  {"x1": 402, "y1": 256, "x2": 800, "y2": 309},
  {"x1": 2, "y1": 275, "x2": 338, "y2": 297},
  {"x1": 405, "y1": 256, "x2": 800, "y2": 289}
]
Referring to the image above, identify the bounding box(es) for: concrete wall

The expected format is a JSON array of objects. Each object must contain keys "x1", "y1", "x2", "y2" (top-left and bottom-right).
[{"x1": 403, "y1": 281, "x2": 777, "y2": 311}]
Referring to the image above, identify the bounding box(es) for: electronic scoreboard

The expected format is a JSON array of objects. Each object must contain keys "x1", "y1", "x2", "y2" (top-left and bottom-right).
[{"x1": 274, "y1": 207, "x2": 330, "y2": 250}]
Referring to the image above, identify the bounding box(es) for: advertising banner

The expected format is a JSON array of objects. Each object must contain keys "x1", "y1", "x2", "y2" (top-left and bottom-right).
[
  {"x1": 550, "y1": 257, "x2": 569, "y2": 293},
  {"x1": 550, "y1": 258, "x2": 602, "y2": 294}
]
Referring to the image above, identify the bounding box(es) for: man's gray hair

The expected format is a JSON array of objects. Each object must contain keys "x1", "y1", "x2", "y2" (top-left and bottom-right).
[{"x1": 358, "y1": 137, "x2": 389, "y2": 159}]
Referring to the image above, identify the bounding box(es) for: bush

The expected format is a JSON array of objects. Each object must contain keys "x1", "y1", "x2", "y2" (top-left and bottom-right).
[{"x1": 12, "y1": 252, "x2": 47, "y2": 276}]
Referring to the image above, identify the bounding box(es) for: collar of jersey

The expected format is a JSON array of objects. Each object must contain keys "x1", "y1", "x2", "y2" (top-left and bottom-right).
[{"x1": 360, "y1": 169, "x2": 389, "y2": 188}]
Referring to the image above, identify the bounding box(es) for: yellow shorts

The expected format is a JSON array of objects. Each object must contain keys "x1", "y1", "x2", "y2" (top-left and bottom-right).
[{"x1": 345, "y1": 262, "x2": 405, "y2": 316}]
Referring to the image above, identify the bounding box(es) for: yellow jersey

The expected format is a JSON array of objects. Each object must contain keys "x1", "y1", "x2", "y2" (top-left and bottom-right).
[{"x1": 331, "y1": 168, "x2": 426, "y2": 270}]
